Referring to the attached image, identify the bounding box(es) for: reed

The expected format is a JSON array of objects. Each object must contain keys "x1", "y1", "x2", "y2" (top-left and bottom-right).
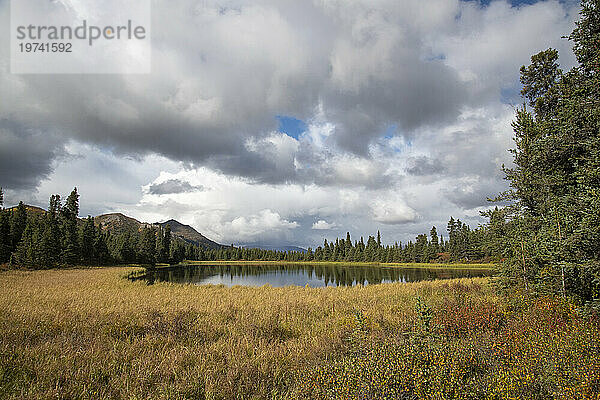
[{"x1": 0, "y1": 267, "x2": 597, "y2": 399}]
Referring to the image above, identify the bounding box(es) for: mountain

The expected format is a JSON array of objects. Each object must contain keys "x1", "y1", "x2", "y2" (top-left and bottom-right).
[
  {"x1": 4, "y1": 206, "x2": 223, "y2": 250},
  {"x1": 5, "y1": 204, "x2": 47, "y2": 215},
  {"x1": 94, "y1": 213, "x2": 150, "y2": 233},
  {"x1": 157, "y1": 219, "x2": 222, "y2": 249},
  {"x1": 94, "y1": 214, "x2": 223, "y2": 250}
]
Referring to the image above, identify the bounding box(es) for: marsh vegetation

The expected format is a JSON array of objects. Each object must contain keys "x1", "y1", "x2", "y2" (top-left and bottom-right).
[{"x1": 1, "y1": 267, "x2": 599, "y2": 399}]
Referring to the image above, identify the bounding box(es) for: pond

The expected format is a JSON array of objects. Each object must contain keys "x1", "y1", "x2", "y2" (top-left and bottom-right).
[{"x1": 131, "y1": 263, "x2": 493, "y2": 288}]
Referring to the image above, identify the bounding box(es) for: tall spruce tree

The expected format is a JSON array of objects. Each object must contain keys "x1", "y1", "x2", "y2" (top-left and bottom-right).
[
  {"x1": 10, "y1": 202, "x2": 27, "y2": 251},
  {"x1": 429, "y1": 226, "x2": 439, "y2": 260},
  {"x1": 139, "y1": 227, "x2": 157, "y2": 265},
  {"x1": 497, "y1": 0, "x2": 600, "y2": 303},
  {"x1": 0, "y1": 210, "x2": 10, "y2": 263},
  {"x1": 163, "y1": 225, "x2": 172, "y2": 263},
  {"x1": 80, "y1": 216, "x2": 96, "y2": 264},
  {"x1": 60, "y1": 188, "x2": 80, "y2": 265}
]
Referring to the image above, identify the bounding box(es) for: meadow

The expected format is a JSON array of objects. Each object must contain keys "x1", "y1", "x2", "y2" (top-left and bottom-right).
[{"x1": 1, "y1": 266, "x2": 599, "y2": 399}]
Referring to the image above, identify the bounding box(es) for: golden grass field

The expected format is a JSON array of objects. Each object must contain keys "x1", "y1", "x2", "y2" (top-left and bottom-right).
[{"x1": 1, "y1": 266, "x2": 599, "y2": 399}]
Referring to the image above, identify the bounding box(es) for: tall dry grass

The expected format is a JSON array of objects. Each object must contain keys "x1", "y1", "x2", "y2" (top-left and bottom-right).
[{"x1": 0, "y1": 267, "x2": 598, "y2": 399}]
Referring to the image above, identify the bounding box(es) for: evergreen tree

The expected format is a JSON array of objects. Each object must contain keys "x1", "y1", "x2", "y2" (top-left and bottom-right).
[
  {"x1": 170, "y1": 238, "x2": 185, "y2": 264},
  {"x1": 93, "y1": 229, "x2": 110, "y2": 265},
  {"x1": 10, "y1": 202, "x2": 27, "y2": 251},
  {"x1": 495, "y1": 0, "x2": 600, "y2": 303},
  {"x1": 429, "y1": 226, "x2": 439, "y2": 260},
  {"x1": 139, "y1": 227, "x2": 157, "y2": 265},
  {"x1": 80, "y1": 216, "x2": 96, "y2": 264},
  {"x1": 43, "y1": 195, "x2": 62, "y2": 267},
  {"x1": 0, "y1": 211, "x2": 10, "y2": 262},
  {"x1": 163, "y1": 225, "x2": 172, "y2": 263},
  {"x1": 60, "y1": 188, "x2": 80, "y2": 265}
]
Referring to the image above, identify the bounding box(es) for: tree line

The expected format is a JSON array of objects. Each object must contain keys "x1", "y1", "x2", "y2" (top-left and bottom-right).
[
  {"x1": 196, "y1": 220, "x2": 497, "y2": 263},
  {"x1": 0, "y1": 0, "x2": 597, "y2": 305},
  {"x1": 0, "y1": 188, "x2": 202, "y2": 268},
  {"x1": 490, "y1": 0, "x2": 600, "y2": 306},
  {"x1": 0, "y1": 185, "x2": 497, "y2": 268}
]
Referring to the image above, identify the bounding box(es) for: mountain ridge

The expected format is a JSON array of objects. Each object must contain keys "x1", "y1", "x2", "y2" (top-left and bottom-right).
[
  {"x1": 4, "y1": 204, "x2": 223, "y2": 250},
  {"x1": 155, "y1": 219, "x2": 222, "y2": 249},
  {"x1": 94, "y1": 213, "x2": 223, "y2": 250}
]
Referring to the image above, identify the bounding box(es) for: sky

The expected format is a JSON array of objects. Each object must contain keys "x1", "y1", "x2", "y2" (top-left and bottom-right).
[{"x1": 0, "y1": 0, "x2": 582, "y2": 248}]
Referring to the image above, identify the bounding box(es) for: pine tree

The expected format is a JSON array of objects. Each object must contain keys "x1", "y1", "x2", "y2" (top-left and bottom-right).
[
  {"x1": 0, "y1": 211, "x2": 11, "y2": 263},
  {"x1": 80, "y1": 216, "x2": 96, "y2": 264},
  {"x1": 93, "y1": 229, "x2": 110, "y2": 265},
  {"x1": 44, "y1": 195, "x2": 62, "y2": 267},
  {"x1": 139, "y1": 227, "x2": 157, "y2": 265},
  {"x1": 14, "y1": 220, "x2": 34, "y2": 266},
  {"x1": 10, "y1": 202, "x2": 27, "y2": 251},
  {"x1": 429, "y1": 226, "x2": 439, "y2": 260},
  {"x1": 60, "y1": 189, "x2": 80, "y2": 265},
  {"x1": 163, "y1": 225, "x2": 172, "y2": 263},
  {"x1": 494, "y1": 0, "x2": 600, "y2": 302}
]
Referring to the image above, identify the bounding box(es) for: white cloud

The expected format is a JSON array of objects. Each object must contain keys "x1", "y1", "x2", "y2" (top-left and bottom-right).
[
  {"x1": 371, "y1": 199, "x2": 419, "y2": 225},
  {"x1": 312, "y1": 220, "x2": 337, "y2": 230},
  {"x1": 0, "y1": 0, "x2": 583, "y2": 248}
]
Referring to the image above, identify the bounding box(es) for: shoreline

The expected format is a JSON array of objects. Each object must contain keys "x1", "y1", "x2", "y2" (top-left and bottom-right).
[{"x1": 181, "y1": 260, "x2": 496, "y2": 270}]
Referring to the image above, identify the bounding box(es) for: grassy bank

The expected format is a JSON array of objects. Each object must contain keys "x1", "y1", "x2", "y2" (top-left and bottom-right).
[
  {"x1": 186, "y1": 260, "x2": 495, "y2": 269},
  {"x1": 1, "y1": 267, "x2": 598, "y2": 399}
]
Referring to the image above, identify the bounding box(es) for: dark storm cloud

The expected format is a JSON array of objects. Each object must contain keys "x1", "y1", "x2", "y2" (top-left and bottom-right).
[
  {"x1": 0, "y1": 119, "x2": 65, "y2": 190},
  {"x1": 406, "y1": 156, "x2": 444, "y2": 176},
  {"x1": 148, "y1": 179, "x2": 205, "y2": 195},
  {"x1": 324, "y1": 56, "x2": 470, "y2": 156},
  {"x1": 0, "y1": 0, "x2": 579, "y2": 192},
  {"x1": 0, "y1": 0, "x2": 472, "y2": 187}
]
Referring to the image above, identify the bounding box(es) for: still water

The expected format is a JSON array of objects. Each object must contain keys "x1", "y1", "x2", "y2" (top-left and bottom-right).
[{"x1": 131, "y1": 263, "x2": 492, "y2": 288}]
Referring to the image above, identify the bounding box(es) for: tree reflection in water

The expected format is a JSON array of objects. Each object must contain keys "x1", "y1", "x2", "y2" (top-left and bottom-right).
[{"x1": 131, "y1": 264, "x2": 492, "y2": 288}]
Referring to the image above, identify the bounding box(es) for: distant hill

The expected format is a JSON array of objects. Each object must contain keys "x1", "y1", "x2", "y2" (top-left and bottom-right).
[
  {"x1": 157, "y1": 219, "x2": 222, "y2": 250},
  {"x1": 5, "y1": 204, "x2": 46, "y2": 215},
  {"x1": 94, "y1": 213, "x2": 150, "y2": 234},
  {"x1": 241, "y1": 244, "x2": 307, "y2": 253},
  {"x1": 94, "y1": 213, "x2": 223, "y2": 250},
  {"x1": 5, "y1": 206, "x2": 223, "y2": 251}
]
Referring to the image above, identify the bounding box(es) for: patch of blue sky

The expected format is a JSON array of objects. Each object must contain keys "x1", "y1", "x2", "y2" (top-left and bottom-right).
[
  {"x1": 383, "y1": 124, "x2": 398, "y2": 140},
  {"x1": 276, "y1": 115, "x2": 307, "y2": 140},
  {"x1": 501, "y1": 84, "x2": 523, "y2": 105},
  {"x1": 380, "y1": 124, "x2": 410, "y2": 154},
  {"x1": 423, "y1": 54, "x2": 446, "y2": 62}
]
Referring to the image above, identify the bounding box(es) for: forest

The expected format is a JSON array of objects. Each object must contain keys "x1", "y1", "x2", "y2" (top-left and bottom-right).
[
  {"x1": 1, "y1": 0, "x2": 599, "y2": 307},
  {"x1": 0, "y1": 186, "x2": 497, "y2": 267},
  {"x1": 0, "y1": 2, "x2": 599, "y2": 399}
]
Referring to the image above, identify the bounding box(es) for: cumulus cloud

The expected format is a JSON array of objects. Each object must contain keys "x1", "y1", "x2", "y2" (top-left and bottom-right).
[
  {"x1": 312, "y1": 220, "x2": 337, "y2": 230},
  {"x1": 228, "y1": 210, "x2": 298, "y2": 242},
  {"x1": 147, "y1": 179, "x2": 204, "y2": 195},
  {"x1": 120, "y1": 167, "x2": 426, "y2": 245},
  {"x1": 0, "y1": 119, "x2": 66, "y2": 190},
  {"x1": 406, "y1": 156, "x2": 444, "y2": 176},
  {"x1": 0, "y1": 0, "x2": 583, "y2": 246},
  {"x1": 0, "y1": 0, "x2": 579, "y2": 189},
  {"x1": 371, "y1": 199, "x2": 419, "y2": 225}
]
